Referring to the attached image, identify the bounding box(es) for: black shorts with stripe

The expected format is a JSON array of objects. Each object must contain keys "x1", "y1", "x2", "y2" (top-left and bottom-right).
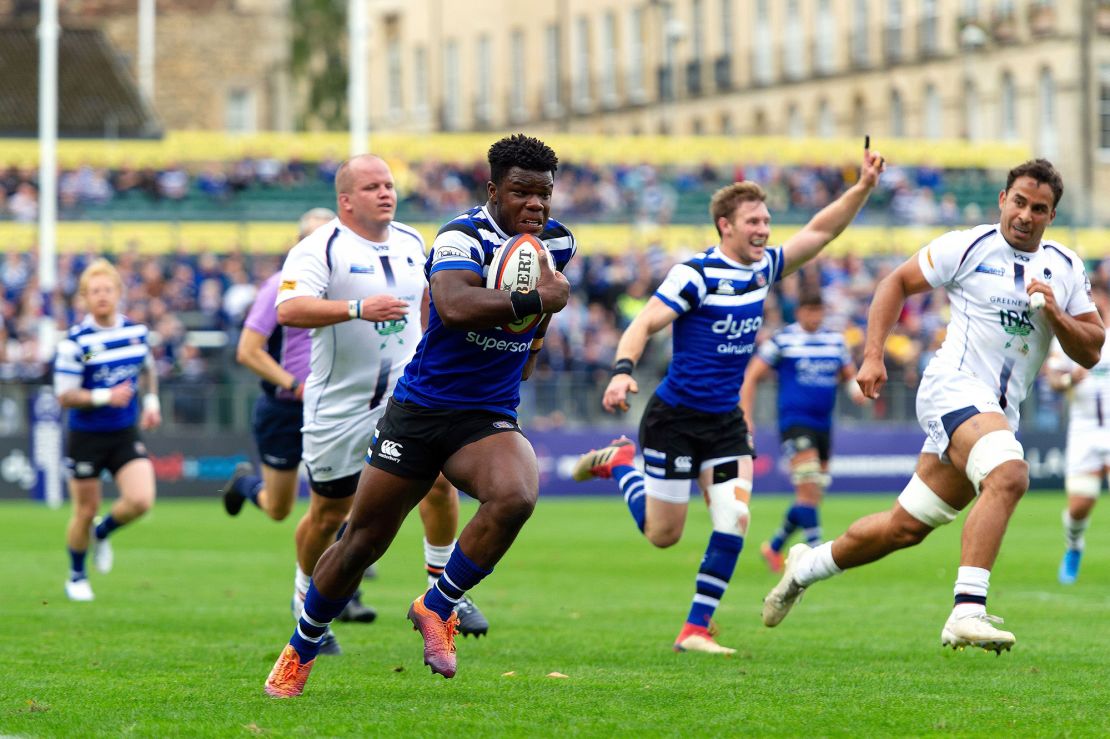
[
  {"x1": 65, "y1": 426, "x2": 148, "y2": 480},
  {"x1": 638, "y1": 393, "x2": 754, "y2": 480}
]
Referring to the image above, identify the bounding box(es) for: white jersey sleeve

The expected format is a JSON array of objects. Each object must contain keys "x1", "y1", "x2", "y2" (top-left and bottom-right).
[
  {"x1": 918, "y1": 225, "x2": 995, "y2": 288},
  {"x1": 428, "y1": 229, "x2": 484, "y2": 277},
  {"x1": 1053, "y1": 242, "x2": 1097, "y2": 318},
  {"x1": 276, "y1": 226, "x2": 336, "y2": 306},
  {"x1": 653, "y1": 262, "x2": 706, "y2": 316},
  {"x1": 53, "y1": 336, "x2": 84, "y2": 394}
]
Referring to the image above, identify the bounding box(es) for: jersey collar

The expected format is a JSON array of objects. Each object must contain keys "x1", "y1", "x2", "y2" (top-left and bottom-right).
[
  {"x1": 481, "y1": 205, "x2": 511, "y2": 241},
  {"x1": 81, "y1": 313, "x2": 124, "y2": 330}
]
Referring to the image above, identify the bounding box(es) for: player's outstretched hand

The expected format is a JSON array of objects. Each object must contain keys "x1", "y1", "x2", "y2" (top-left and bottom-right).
[
  {"x1": 108, "y1": 382, "x2": 135, "y2": 408},
  {"x1": 358, "y1": 296, "x2": 409, "y2": 322},
  {"x1": 140, "y1": 407, "x2": 162, "y2": 430},
  {"x1": 535, "y1": 249, "x2": 570, "y2": 314},
  {"x1": 603, "y1": 373, "x2": 638, "y2": 414},
  {"x1": 859, "y1": 135, "x2": 886, "y2": 190},
  {"x1": 856, "y1": 355, "x2": 887, "y2": 400}
]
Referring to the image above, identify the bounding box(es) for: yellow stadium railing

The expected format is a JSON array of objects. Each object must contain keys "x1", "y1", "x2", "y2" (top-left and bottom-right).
[
  {"x1": 0, "y1": 131, "x2": 1030, "y2": 170},
  {"x1": 3, "y1": 221, "x2": 1106, "y2": 258}
]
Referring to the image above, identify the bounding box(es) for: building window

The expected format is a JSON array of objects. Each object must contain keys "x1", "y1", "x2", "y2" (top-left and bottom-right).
[
  {"x1": 413, "y1": 47, "x2": 428, "y2": 119},
  {"x1": 720, "y1": 0, "x2": 733, "y2": 52},
  {"x1": 545, "y1": 23, "x2": 562, "y2": 116},
  {"x1": 890, "y1": 88, "x2": 904, "y2": 137},
  {"x1": 851, "y1": 0, "x2": 869, "y2": 67},
  {"x1": 1000, "y1": 71, "x2": 1017, "y2": 140},
  {"x1": 816, "y1": 0, "x2": 836, "y2": 74},
  {"x1": 920, "y1": 0, "x2": 938, "y2": 57},
  {"x1": 691, "y1": 0, "x2": 705, "y2": 59},
  {"x1": 628, "y1": 7, "x2": 646, "y2": 102},
  {"x1": 475, "y1": 35, "x2": 492, "y2": 125},
  {"x1": 754, "y1": 0, "x2": 773, "y2": 85},
  {"x1": 924, "y1": 82, "x2": 941, "y2": 139},
  {"x1": 883, "y1": 0, "x2": 902, "y2": 63},
  {"x1": 510, "y1": 30, "x2": 526, "y2": 121},
  {"x1": 573, "y1": 16, "x2": 591, "y2": 110},
  {"x1": 963, "y1": 77, "x2": 978, "y2": 140},
  {"x1": 1039, "y1": 66, "x2": 1057, "y2": 157},
  {"x1": 1100, "y1": 65, "x2": 1110, "y2": 150},
  {"x1": 788, "y1": 103, "x2": 804, "y2": 137},
  {"x1": 601, "y1": 13, "x2": 618, "y2": 107},
  {"x1": 225, "y1": 88, "x2": 255, "y2": 133},
  {"x1": 817, "y1": 98, "x2": 834, "y2": 137},
  {"x1": 784, "y1": 0, "x2": 804, "y2": 80},
  {"x1": 443, "y1": 39, "x2": 460, "y2": 130},
  {"x1": 387, "y1": 40, "x2": 403, "y2": 118}
]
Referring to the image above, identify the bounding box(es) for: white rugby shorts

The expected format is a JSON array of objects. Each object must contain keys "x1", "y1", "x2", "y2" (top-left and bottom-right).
[
  {"x1": 916, "y1": 367, "x2": 1016, "y2": 458},
  {"x1": 302, "y1": 403, "x2": 385, "y2": 482},
  {"x1": 1066, "y1": 422, "x2": 1110, "y2": 476}
]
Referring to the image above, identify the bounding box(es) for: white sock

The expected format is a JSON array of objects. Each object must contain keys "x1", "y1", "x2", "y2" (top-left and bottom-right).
[
  {"x1": 793, "y1": 541, "x2": 842, "y2": 587},
  {"x1": 293, "y1": 564, "x2": 311, "y2": 620},
  {"x1": 1063, "y1": 510, "x2": 1089, "y2": 551},
  {"x1": 424, "y1": 538, "x2": 455, "y2": 587},
  {"x1": 952, "y1": 565, "x2": 990, "y2": 617}
]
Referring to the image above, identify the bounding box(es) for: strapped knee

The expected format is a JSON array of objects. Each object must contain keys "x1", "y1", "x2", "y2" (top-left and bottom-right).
[
  {"x1": 1066, "y1": 473, "x2": 1102, "y2": 498},
  {"x1": 707, "y1": 460, "x2": 751, "y2": 536},
  {"x1": 791, "y1": 458, "x2": 824, "y2": 487},
  {"x1": 897, "y1": 473, "x2": 958, "y2": 528},
  {"x1": 965, "y1": 430, "x2": 1025, "y2": 493}
]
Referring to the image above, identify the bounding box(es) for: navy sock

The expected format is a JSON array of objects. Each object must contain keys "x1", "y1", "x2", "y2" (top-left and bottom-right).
[
  {"x1": 95, "y1": 515, "x2": 122, "y2": 540},
  {"x1": 769, "y1": 510, "x2": 797, "y2": 552},
  {"x1": 789, "y1": 504, "x2": 821, "y2": 546},
  {"x1": 68, "y1": 548, "x2": 87, "y2": 581},
  {"x1": 289, "y1": 583, "x2": 351, "y2": 662},
  {"x1": 614, "y1": 463, "x2": 646, "y2": 533},
  {"x1": 423, "y1": 546, "x2": 492, "y2": 620},
  {"x1": 686, "y1": 531, "x2": 744, "y2": 628},
  {"x1": 233, "y1": 474, "x2": 264, "y2": 507},
  {"x1": 335, "y1": 521, "x2": 348, "y2": 542}
]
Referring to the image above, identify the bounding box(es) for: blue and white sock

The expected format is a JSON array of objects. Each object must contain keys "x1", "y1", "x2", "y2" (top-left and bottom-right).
[
  {"x1": 686, "y1": 531, "x2": 744, "y2": 628},
  {"x1": 614, "y1": 463, "x2": 646, "y2": 533},
  {"x1": 94, "y1": 515, "x2": 122, "y2": 540},
  {"x1": 233, "y1": 474, "x2": 264, "y2": 507},
  {"x1": 68, "y1": 548, "x2": 87, "y2": 582},
  {"x1": 289, "y1": 583, "x2": 350, "y2": 662},
  {"x1": 423, "y1": 546, "x2": 492, "y2": 620},
  {"x1": 791, "y1": 504, "x2": 821, "y2": 546}
]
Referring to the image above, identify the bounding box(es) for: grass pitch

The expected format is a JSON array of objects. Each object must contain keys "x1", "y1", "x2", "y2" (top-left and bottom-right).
[{"x1": 5, "y1": 493, "x2": 1110, "y2": 737}]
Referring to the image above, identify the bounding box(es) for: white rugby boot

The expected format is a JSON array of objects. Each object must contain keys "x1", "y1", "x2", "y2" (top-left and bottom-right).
[
  {"x1": 761, "y1": 543, "x2": 811, "y2": 627},
  {"x1": 90, "y1": 518, "x2": 114, "y2": 574},
  {"x1": 65, "y1": 578, "x2": 94, "y2": 602},
  {"x1": 940, "y1": 610, "x2": 1015, "y2": 655}
]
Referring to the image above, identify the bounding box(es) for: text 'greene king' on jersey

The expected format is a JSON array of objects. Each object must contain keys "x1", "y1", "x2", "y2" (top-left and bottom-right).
[
  {"x1": 53, "y1": 314, "x2": 151, "y2": 432},
  {"x1": 654, "y1": 244, "x2": 785, "y2": 413},
  {"x1": 392, "y1": 205, "x2": 576, "y2": 417},
  {"x1": 758, "y1": 323, "x2": 851, "y2": 432}
]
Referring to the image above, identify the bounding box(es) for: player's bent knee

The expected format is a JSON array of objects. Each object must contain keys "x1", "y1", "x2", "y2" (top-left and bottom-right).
[
  {"x1": 897, "y1": 473, "x2": 958, "y2": 529},
  {"x1": 645, "y1": 523, "x2": 683, "y2": 548},
  {"x1": 791, "y1": 458, "x2": 824, "y2": 488},
  {"x1": 1066, "y1": 473, "x2": 1102, "y2": 498},
  {"x1": 490, "y1": 487, "x2": 538, "y2": 527},
  {"x1": 965, "y1": 430, "x2": 1025, "y2": 494}
]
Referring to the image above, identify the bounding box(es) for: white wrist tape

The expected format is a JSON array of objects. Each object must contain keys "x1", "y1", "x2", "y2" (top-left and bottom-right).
[
  {"x1": 348, "y1": 299, "x2": 361, "y2": 320},
  {"x1": 90, "y1": 388, "x2": 112, "y2": 406},
  {"x1": 143, "y1": 393, "x2": 161, "y2": 414}
]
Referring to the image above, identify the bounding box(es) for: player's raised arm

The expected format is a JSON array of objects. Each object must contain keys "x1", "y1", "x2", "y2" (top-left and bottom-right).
[
  {"x1": 857, "y1": 255, "x2": 933, "y2": 399},
  {"x1": 781, "y1": 138, "x2": 885, "y2": 275}
]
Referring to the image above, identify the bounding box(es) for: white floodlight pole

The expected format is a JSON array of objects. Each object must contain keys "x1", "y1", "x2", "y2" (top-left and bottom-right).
[
  {"x1": 138, "y1": 0, "x2": 155, "y2": 104},
  {"x1": 349, "y1": 0, "x2": 369, "y2": 155},
  {"x1": 38, "y1": 0, "x2": 59, "y2": 313}
]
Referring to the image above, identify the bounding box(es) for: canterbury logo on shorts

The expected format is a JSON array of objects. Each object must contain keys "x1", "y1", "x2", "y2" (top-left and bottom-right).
[{"x1": 379, "y1": 440, "x2": 403, "y2": 461}]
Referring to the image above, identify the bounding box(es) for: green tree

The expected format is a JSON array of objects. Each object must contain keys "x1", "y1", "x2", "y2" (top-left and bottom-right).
[{"x1": 290, "y1": 0, "x2": 348, "y2": 130}]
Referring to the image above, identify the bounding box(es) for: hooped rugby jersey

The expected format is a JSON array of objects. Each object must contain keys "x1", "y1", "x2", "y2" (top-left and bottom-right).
[
  {"x1": 1047, "y1": 334, "x2": 1110, "y2": 428},
  {"x1": 758, "y1": 323, "x2": 851, "y2": 432},
  {"x1": 392, "y1": 205, "x2": 576, "y2": 416},
  {"x1": 277, "y1": 219, "x2": 427, "y2": 425},
  {"x1": 919, "y1": 223, "x2": 1096, "y2": 414},
  {"x1": 654, "y1": 244, "x2": 786, "y2": 414},
  {"x1": 53, "y1": 314, "x2": 151, "y2": 432}
]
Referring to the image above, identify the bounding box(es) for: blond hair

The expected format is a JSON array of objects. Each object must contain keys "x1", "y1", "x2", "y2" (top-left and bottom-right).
[
  {"x1": 78, "y1": 258, "x2": 123, "y2": 296},
  {"x1": 709, "y1": 181, "x2": 767, "y2": 236}
]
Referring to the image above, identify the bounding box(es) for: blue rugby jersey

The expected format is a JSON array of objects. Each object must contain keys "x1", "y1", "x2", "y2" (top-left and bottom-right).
[
  {"x1": 757, "y1": 323, "x2": 852, "y2": 432},
  {"x1": 654, "y1": 245, "x2": 785, "y2": 413},
  {"x1": 392, "y1": 205, "x2": 576, "y2": 416},
  {"x1": 53, "y1": 314, "x2": 151, "y2": 432}
]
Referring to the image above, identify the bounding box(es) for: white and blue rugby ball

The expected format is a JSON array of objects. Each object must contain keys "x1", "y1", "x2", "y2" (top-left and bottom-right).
[{"x1": 486, "y1": 233, "x2": 551, "y2": 334}]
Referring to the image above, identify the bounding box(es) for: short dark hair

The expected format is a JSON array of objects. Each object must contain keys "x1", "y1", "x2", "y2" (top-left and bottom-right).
[
  {"x1": 1006, "y1": 158, "x2": 1064, "y2": 207},
  {"x1": 798, "y1": 290, "x2": 824, "y2": 308},
  {"x1": 488, "y1": 134, "x2": 559, "y2": 185}
]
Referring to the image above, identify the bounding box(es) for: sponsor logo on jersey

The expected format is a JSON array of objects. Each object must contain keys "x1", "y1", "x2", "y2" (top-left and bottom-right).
[
  {"x1": 1013, "y1": 252, "x2": 1030, "y2": 262},
  {"x1": 1043, "y1": 267, "x2": 1052, "y2": 280},
  {"x1": 465, "y1": 332, "x2": 530, "y2": 353},
  {"x1": 379, "y1": 439, "x2": 403, "y2": 461},
  {"x1": 280, "y1": 280, "x2": 297, "y2": 291},
  {"x1": 711, "y1": 314, "x2": 763, "y2": 340},
  {"x1": 374, "y1": 317, "x2": 408, "y2": 349},
  {"x1": 1000, "y1": 308, "x2": 1035, "y2": 354},
  {"x1": 717, "y1": 279, "x2": 736, "y2": 295},
  {"x1": 926, "y1": 420, "x2": 944, "y2": 444},
  {"x1": 350, "y1": 264, "x2": 376, "y2": 274},
  {"x1": 975, "y1": 264, "x2": 1006, "y2": 276},
  {"x1": 433, "y1": 245, "x2": 471, "y2": 264},
  {"x1": 755, "y1": 273, "x2": 767, "y2": 287},
  {"x1": 92, "y1": 364, "x2": 139, "y2": 387}
]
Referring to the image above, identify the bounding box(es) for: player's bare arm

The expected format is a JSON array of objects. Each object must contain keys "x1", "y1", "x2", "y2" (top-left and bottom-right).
[
  {"x1": 780, "y1": 142, "x2": 886, "y2": 275},
  {"x1": 1027, "y1": 278, "x2": 1105, "y2": 368},
  {"x1": 856, "y1": 256, "x2": 933, "y2": 399},
  {"x1": 739, "y1": 355, "x2": 773, "y2": 436},
  {"x1": 433, "y1": 253, "x2": 569, "y2": 330},
  {"x1": 138, "y1": 354, "x2": 161, "y2": 430},
  {"x1": 276, "y1": 293, "x2": 408, "y2": 328},
  {"x1": 603, "y1": 297, "x2": 679, "y2": 413},
  {"x1": 237, "y1": 327, "x2": 302, "y2": 399}
]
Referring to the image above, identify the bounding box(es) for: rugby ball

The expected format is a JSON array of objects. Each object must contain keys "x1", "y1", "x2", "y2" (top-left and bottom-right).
[{"x1": 486, "y1": 233, "x2": 550, "y2": 334}]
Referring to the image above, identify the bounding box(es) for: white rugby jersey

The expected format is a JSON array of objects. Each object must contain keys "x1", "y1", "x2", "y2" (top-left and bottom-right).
[
  {"x1": 918, "y1": 223, "x2": 1096, "y2": 414},
  {"x1": 277, "y1": 219, "x2": 427, "y2": 425},
  {"x1": 1048, "y1": 334, "x2": 1110, "y2": 427}
]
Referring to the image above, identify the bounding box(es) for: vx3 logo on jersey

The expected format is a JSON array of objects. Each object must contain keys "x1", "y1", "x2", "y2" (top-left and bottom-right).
[{"x1": 711, "y1": 314, "x2": 763, "y2": 340}]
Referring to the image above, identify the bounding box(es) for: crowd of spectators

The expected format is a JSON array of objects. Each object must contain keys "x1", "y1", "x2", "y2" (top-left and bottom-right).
[
  {"x1": 1, "y1": 241, "x2": 1099, "y2": 430},
  {"x1": 0, "y1": 156, "x2": 997, "y2": 227}
]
